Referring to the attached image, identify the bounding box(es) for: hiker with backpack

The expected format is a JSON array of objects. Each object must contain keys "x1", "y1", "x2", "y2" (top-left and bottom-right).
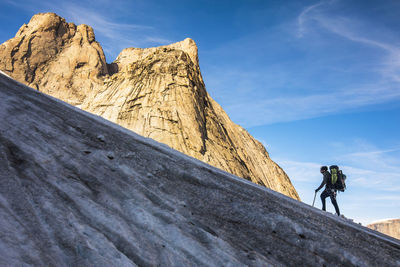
[{"x1": 315, "y1": 166, "x2": 341, "y2": 216}]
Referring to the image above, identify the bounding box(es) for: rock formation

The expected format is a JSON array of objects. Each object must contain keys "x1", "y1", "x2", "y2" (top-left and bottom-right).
[
  {"x1": 0, "y1": 13, "x2": 108, "y2": 105},
  {"x1": 368, "y1": 219, "x2": 400, "y2": 240},
  {"x1": 0, "y1": 12, "x2": 299, "y2": 200},
  {"x1": 1, "y1": 72, "x2": 400, "y2": 266}
]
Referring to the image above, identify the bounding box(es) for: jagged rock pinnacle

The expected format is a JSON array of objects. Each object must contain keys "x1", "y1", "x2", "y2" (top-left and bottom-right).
[
  {"x1": 114, "y1": 38, "x2": 199, "y2": 72},
  {"x1": 0, "y1": 12, "x2": 108, "y2": 105}
]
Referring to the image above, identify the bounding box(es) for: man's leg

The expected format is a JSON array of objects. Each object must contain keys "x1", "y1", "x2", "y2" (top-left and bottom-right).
[
  {"x1": 320, "y1": 190, "x2": 329, "y2": 211},
  {"x1": 330, "y1": 191, "x2": 340, "y2": 215}
]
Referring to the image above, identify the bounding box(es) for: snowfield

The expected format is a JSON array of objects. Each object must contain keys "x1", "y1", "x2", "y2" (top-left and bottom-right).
[{"x1": 0, "y1": 72, "x2": 399, "y2": 266}]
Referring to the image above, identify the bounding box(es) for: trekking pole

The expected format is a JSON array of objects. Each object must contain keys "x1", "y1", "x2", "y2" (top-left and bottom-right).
[{"x1": 312, "y1": 191, "x2": 317, "y2": 207}]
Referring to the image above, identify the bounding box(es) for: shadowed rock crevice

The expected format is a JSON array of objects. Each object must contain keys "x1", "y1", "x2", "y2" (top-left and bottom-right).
[
  {"x1": 107, "y1": 62, "x2": 119, "y2": 75},
  {"x1": 2, "y1": 138, "x2": 27, "y2": 169}
]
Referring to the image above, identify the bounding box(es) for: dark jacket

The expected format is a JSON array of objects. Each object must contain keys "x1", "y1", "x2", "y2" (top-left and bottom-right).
[{"x1": 316, "y1": 171, "x2": 334, "y2": 191}]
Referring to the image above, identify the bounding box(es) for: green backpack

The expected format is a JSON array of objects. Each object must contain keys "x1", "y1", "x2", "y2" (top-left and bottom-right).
[{"x1": 329, "y1": 165, "x2": 346, "y2": 192}]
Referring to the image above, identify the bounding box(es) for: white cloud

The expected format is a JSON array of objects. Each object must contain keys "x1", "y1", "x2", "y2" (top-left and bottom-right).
[
  {"x1": 344, "y1": 167, "x2": 400, "y2": 192},
  {"x1": 278, "y1": 147, "x2": 400, "y2": 225},
  {"x1": 60, "y1": 4, "x2": 152, "y2": 39},
  {"x1": 277, "y1": 159, "x2": 321, "y2": 183},
  {"x1": 221, "y1": 0, "x2": 400, "y2": 127},
  {"x1": 144, "y1": 36, "x2": 173, "y2": 45},
  {"x1": 225, "y1": 82, "x2": 400, "y2": 127},
  {"x1": 281, "y1": 141, "x2": 400, "y2": 194},
  {"x1": 296, "y1": 1, "x2": 329, "y2": 38},
  {"x1": 56, "y1": 3, "x2": 173, "y2": 59},
  {"x1": 297, "y1": 1, "x2": 400, "y2": 85},
  {"x1": 2, "y1": 0, "x2": 34, "y2": 10},
  {"x1": 337, "y1": 139, "x2": 400, "y2": 170},
  {"x1": 316, "y1": 21, "x2": 400, "y2": 85},
  {"x1": 346, "y1": 141, "x2": 400, "y2": 189},
  {"x1": 373, "y1": 195, "x2": 400, "y2": 201}
]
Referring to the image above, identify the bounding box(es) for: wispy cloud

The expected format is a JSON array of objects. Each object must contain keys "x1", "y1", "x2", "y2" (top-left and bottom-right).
[
  {"x1": 277, "y1": 160, "x2": 321, "y2": 183},
  {"x1": 282, "y1": 140, "x2": 400, "y2": 193},
  {"x1": 280, "y1": 159, "x2": 400, "y2": 192},
  {"x1": 345, "y1": 167, "x2": 400, "y2": 192},
  {"x1": 144, "y1": 36, "x2": 174, "y2": 44},
  {"x1": 225, "y1": 82, "x2": 400, "y2": 126},
  {"x1": 2, "y1": 0, "x2": 33, "y2": 10},
  {"x1": 60, "y1": 4, "x2": 152, "y2": 39},
  {"x1": 222, "y1": 0, "x2": 400, "y2": 127},
  {"x1": 55, "y1": 2, "x2": 173, "y2": 59},
  {"x1": 204, "y1": 1, "x2": 400, "y2": 127},
  {"x1": 296, "y1": 1, "x2": 329, "y2": 38},
  {"x1": 278, "y1": 144, "x2": 400, "y2": 224},
  {"x1": 373, "y1": 195, "x2": 400, "y2": 201},
  {"x1": 341, "y1": 141, "x2": 400, "y2": 193},
  {"x1": 345, "y1": 148, "x2": 400, "y2": 161},
  {"x1": 297, "y1": 0, "x2": 400, "y2": 85}
]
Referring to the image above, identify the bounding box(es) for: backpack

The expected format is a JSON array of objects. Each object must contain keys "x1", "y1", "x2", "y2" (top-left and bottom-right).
[{"x1": 329, "y1": 165, "x2": 347, "y2": 192}]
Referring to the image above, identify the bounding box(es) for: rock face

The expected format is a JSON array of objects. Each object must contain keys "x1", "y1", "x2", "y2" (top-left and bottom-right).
[
  {"x1": 0, "y1": 12, "x2": 299, "y2": 200},
  {"x1": 0, "y1": 13, "x2": 108, "y2": 105},
  {"x1": 368, "y1": 219, "x2": 400, "y2": 240},
  {"x1": 1, "y1": 72, "x2": 400, "y2": 266}
]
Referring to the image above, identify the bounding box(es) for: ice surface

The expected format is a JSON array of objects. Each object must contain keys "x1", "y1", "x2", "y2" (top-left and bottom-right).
[{"x1": 0, "y1": 72, "x2": 399, "y2": 266}]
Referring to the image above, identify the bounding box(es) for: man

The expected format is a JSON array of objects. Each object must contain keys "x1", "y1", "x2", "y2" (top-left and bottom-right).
[{"x1": 315, "y1": 166, "x2": 340, "y2": 216}]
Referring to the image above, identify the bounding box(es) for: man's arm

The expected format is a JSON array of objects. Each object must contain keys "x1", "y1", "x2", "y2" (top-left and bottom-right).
[
  {"x1": 315, "y1": 173, "x2": 327, "y2": 192},
  {"x1": 316, "y1": 180, "x2": 325, "y2": 192}
]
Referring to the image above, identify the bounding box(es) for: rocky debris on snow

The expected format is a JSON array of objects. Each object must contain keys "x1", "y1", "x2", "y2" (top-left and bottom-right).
[
  {"x1": 1, "y1": 72, "x2": 400, "y2": 266},
  {"x1": 0, "y1": 12, "x2": 299, "y2": 200},
  {"x1": 368, "y1": 219, "x2": 400, "y2": 240}
]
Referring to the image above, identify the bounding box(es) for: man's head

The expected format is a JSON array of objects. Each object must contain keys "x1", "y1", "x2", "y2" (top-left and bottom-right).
[{"x1": 320, "y1": 166, "x2": 328, "y2": 173}]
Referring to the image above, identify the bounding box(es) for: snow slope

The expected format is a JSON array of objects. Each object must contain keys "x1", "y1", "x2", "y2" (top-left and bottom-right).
[{"x1": 0, "y1": 72, "x2": 399, "y2": 266}]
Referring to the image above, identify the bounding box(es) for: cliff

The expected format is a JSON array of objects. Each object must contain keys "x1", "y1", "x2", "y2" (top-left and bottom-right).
[
  {"x1": 368, "y1": 219, "x2": 400, "y2": 240},
  {"x1": 0, "y1": 12, "x2": 299, "y2": 200}
]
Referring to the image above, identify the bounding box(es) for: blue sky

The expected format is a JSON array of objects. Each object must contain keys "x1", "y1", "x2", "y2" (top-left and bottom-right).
[{"x1": 1, "y1": 0, "x2": 399, "y2": 225}]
